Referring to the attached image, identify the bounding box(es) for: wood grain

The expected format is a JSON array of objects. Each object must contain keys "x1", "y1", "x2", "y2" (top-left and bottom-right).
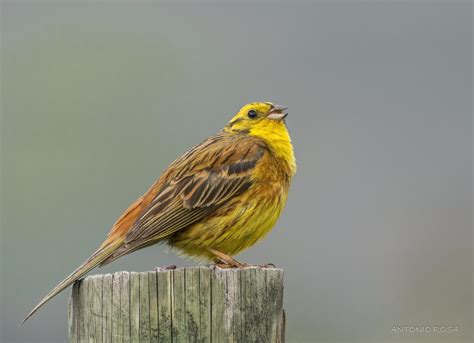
[{"x1": 69, "y1": 266, "x2": 284, "y2": 342}]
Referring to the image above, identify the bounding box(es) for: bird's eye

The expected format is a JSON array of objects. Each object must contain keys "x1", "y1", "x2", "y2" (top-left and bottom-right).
[{"x1": 247, "y1": 110, "x2": 257, "y2": 119}]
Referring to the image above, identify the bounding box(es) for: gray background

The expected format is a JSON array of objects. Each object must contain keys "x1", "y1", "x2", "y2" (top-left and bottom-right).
[{"x1": 1, "y1": 1, "x2": 472, "y2": 342}]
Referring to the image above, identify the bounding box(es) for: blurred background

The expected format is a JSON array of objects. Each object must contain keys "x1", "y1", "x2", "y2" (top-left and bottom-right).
[{"x1": 1, "y1": 1, "x2": 472, "y2": 342}]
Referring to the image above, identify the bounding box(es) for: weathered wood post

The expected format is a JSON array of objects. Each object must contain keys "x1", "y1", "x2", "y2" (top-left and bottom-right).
[{"x1": 68, "y1": 266, "x2": 285, "y2": 342}]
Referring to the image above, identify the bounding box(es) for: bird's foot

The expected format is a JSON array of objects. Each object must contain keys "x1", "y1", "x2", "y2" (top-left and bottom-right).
[
  {"x1": 154, "y1": 264, "x2": 177, "y2": 272},
  {"x1": 207, "y1": 248, "x2": 247, "y2": 268},
  {"x1": 211, "y1": 262, "x2": 275, "y2": 269},
  {"x1": 213, "y1": 261, "x2": 249, "y2": 269}
]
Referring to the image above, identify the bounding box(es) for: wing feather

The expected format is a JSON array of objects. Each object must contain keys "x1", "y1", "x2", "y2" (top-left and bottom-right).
[{"x1": 121, "y1": 134, "x2": 266, "y2": 249}]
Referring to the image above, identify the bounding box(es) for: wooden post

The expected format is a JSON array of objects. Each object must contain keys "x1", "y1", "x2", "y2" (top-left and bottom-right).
[{"x1": 68, "y1": 266, "x2": 285, "y2": 342}]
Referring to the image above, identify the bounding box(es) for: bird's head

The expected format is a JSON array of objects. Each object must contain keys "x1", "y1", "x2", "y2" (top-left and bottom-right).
[
  {"x1": 224, "y1": 102, "x2": 289, "y2": 137},
  {"x1": 224, "y1": 102, "x2": 294, "y2": 168}
]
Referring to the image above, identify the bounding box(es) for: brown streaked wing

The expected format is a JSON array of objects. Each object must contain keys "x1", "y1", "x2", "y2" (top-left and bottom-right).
[{"x1": 122, "y1": 134, "x2": 266, "y2": 246}]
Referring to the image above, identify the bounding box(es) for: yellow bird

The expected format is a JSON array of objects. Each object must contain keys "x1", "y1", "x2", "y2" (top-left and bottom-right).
[{"x1": 22, "y1": 102, "x2": 296, "y2": 323}]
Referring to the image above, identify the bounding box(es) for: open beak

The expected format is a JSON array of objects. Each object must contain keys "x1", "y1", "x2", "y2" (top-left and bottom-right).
[{"x1": 267, "y1": 104, "x2": 288, "y2": 120}]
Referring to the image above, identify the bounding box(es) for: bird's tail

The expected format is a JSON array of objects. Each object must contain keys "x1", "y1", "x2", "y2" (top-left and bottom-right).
[{"x1": 20, "y1": 240, "x2": 122, "y2": 325}]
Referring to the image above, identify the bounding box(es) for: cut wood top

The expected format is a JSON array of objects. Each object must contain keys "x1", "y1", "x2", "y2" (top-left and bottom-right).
[{"x1": 69, "y1": 266, "x2": 285, "y2": 343}]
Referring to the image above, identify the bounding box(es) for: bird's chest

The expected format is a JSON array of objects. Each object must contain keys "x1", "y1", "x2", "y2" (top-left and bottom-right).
[
  {"x1": 207, "y1": 178, "x2": 289, "y2": 254},
  {"x1": 174, "y1": 151, "x2": 293, "y2": 257},
  {"x1": 210, "y1": 156, "x2": 292, "y2": 253}
]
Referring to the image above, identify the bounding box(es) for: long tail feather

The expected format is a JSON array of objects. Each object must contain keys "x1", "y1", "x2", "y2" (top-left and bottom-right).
[{"x1": 20, "y1": 240, "x2": 122, "y2": 325}]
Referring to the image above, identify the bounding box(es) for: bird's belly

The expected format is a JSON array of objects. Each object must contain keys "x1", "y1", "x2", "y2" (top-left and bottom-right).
[{"x1": 170, "y1": 187, "x2": 287, "y2": 260}]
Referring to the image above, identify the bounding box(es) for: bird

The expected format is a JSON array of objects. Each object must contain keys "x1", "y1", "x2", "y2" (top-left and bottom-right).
[{"x1": 22, "y1": 101, "x2": 296, "y2": 324}]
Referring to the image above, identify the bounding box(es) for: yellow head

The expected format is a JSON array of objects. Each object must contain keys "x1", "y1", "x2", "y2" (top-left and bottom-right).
[
  {"x1": 225, "y1": 102, "x2": 288, "y2": 134},
  {"x1": 224, "y1": 102, "x2": 296, "y2": 173}
]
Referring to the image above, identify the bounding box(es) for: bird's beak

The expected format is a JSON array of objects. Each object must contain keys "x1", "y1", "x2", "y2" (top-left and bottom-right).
[{"x1": 267, "y1": 104, "x2": 288, "y2": 120}]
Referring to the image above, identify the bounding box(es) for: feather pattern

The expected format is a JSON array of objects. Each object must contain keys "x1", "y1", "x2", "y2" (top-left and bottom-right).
[
  {"x1": 22, "y1": 101, "x2": 296, "y2": 324},
  {"x1": 101, "y1": 133, "x2": 266, "y2": 262}
]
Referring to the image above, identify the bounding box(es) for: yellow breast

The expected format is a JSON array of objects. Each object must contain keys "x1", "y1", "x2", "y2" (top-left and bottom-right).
[
  {"x1": 173, "y1": 144, "x2": 295, "y2": 259},
  {"x1": 172, "y1": 117, "x2": 295, "y2": 260}
]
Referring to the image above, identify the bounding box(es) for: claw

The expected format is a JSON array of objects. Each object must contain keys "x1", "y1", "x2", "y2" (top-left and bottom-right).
[{"x1": 214, "y1": 261, "x2": 248, "y2": 269}]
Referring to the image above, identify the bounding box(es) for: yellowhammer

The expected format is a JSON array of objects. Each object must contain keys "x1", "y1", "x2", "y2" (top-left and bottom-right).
[{"x1": 23, "y1": 102, "x2": 296, "y2": 323}]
